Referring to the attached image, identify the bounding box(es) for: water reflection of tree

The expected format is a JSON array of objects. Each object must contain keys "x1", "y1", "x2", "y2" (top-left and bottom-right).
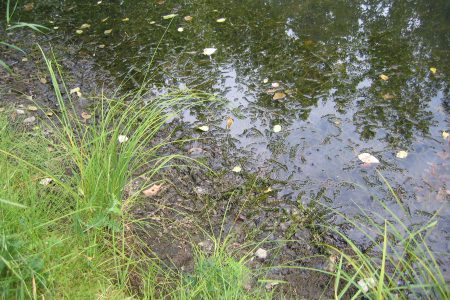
[{"x1": 22, "y1": 0, "x2": 449, "y2": 146}]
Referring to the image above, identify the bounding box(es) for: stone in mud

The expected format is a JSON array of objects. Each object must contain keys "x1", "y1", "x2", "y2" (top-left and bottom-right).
[
  {"x1": 23, "y1": 116, "x2": 36, "y2": 124},
  {"x1": 255, "y1": 248, "x2": 268, "y2": 259}
]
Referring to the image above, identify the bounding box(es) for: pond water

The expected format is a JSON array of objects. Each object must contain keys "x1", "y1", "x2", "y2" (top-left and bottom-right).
[{"x1": 13, "y1": 0, "x2": 450, "y2": 276}]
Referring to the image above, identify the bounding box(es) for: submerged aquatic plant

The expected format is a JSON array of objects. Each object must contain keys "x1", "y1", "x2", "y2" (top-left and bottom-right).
[{"x1": 290, "y1": 172, "x2": 450, "y2": 299}]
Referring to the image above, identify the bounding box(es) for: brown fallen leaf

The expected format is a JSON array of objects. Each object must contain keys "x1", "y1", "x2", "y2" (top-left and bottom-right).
[
  {"x1": 81, "y1": 111, "x2": 92, "y2": 120},
  {"x1": 39, "y1": 77, "x2": 47, "y2": 84},
  {"x1": 143, "y1": 184, "x2": 163, "y2": 197},
  {"x1": 23, "y1": 3, "x2": 34, "y2": 11},
  {"x1": 226, "y1": 116, "x2": 234, "y2": 129},
  {"x1": 273, "y1": 92, "x2": 286, "y2": 100}
]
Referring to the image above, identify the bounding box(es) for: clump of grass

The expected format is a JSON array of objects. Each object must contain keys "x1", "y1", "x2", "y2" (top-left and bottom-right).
[
  {"x1": 302, "y1": 172, "x2": 450, "y2": 299},
  {"x1": 0, "y1": 45, "x2": 216, "y2": 298}
]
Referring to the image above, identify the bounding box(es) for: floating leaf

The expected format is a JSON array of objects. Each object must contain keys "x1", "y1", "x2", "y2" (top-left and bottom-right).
[
  {"x1": 197, "y1": 125, "x2": 209, "y2": 132},
  {"x1": 163, "y1": 14, "x2": 177, "y2": 20},
  {"x1": 273, "y1": 92, "x2": 286, "y2": 100},
  {"x1": 80, "y1": 23, "x2": 91, "y2": 29},
  {"x1": 379, "y1": 74, "x2": 389, "y2": 81},
  {"x1": 98, "y1": 44, "x2": 106, "y2": 48},
  {"x1": 184, "y1": 15, "x2": 193, "y2": 21},
  {"x1": 53, "y1": 26, "x2": 59, "y2": 30},
  {"x1": 382, "y1": 93, "x2": 395, "y2": 100},
  {"x1": 263, "y1": 187, "x2": 273, "y2": 193},
  {"x1": 232, "y1": 165, "x2": 242, "y2": 173},
  {"x1": 226, "y1": 116, "x2": 234, "y2": 129},
  {"x1": 263, "y1": 78, "x2": 269, "y2": 83},
  {"x1": 396, "y1": 150, "x2": 408, "y2": 159},
  {"x1": 430, "y1": 67, "x2": 437, "y2": 74},
  {"x1": 273, "y1": 124, "x2": 282, "y2": 133},
  {"x1": 39, "y1": 77, "x2": 47, "y2": 84},
  {"x1": 216, "y1": 18, "x2": 226, "y2": 23},
  {"x1": 81, "y1": 112, "x2": 91, "y2": 120},
  {"x1": 104, "y1": 29, "x2": 112, "y2": 35},
  {"x1": 75, "y1": 29, "x2": 83, "y2": 34},
  {"x1": 271, "y1": 82, "x2": 280, "y2": 88},
  {"x1": 101, "y1": 17, "x2": 109, "y2": 22},
  {"x1": 358, "y1": 153, "x2": 380, "y2": 164},
  {"x1": 46, "y1": 111, "x2": 54, "y2": 116},
  {"x1": 39, "y1": 178, "x2": 53, "y2": 186},
  {"x1": 177, "y1": 27, "x2": 184, "y2": 32},
  {"x1": 143, "y1": 184, "x2": 163, "y2": 197},
  {"x1": 122, "y1": 17, "x2": 129, "y2": 22},
  {"x1": 118, "y1": 135, "x2": 128, "y2": 143},
  {"x1": 27, "y1": 105, "x2": 38, "y2": 111},
  {"x1": 203, "y1": 48, "x2": 217, "y2": 56},
  {"x1": 443, "y1": 131, "x2": 449, "y2": 140}
]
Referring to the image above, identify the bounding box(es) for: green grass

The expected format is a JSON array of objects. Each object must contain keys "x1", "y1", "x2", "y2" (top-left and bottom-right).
[{"x1": 0, "y1": 47, "x2": 260, "y2": 299}]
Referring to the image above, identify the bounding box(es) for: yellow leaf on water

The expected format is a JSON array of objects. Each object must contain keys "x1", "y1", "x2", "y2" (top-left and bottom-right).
[
  {"x1": 75, "y1": 29, "x2": 83, "y2": 34},
  {"x1": 203, "y1": 48, "x2": 217, "y2": 56},
  {"x1": 382, "y1": 93, "x2": 395, "y2": 100},
  {"x1": 163, "y1": 14, "x2": 177, "y2": 20},
  {"x1": 232, "y1": 166, "x2": 242, "y2": 173},
  {"x1": 443, "y1": 131, "x2": 449, "y2": 140},
  {"x1": 27, "y1": 105, "x2": 38, "y2": 111},
  {"x1": 184, "y1": 16, "x2": 193, "y2": 21},
  {"x1": 122, "y1": 17, "x2": 129, "y2": 22},
  {"x1": 430, "y1": 67, "x2": 437, "y2": 74},
  {"x1": 198, "y1": 125, "x2": 209, "y2": 132},
  {"x1": 80, "y1": 23, "x2": 91, "y2": 29},
  {"x1": 396, "y1": 150, "x2": 408, "y2": 159},
  {"x1": 143, "y1": 184, "x2": 163, "y2": 197},
  {"x1": 104, "y1": 29, "x2": 113, "y2": 35},
  {"x1": 177, "y1": 27, "x2": 184, "y2": 32},
  {"x1": 379, "y1": 74, "x2": 389, "y2": 81},
  {"x1": 226, "y1": 117, "x2": 234, "y2": 129},
  {"x1": 273, "y1": 92, "x2": 286, "y2": 100},
  {"x1": 216, "y1": 18, "x2": 226, "y2": 23},
  {"x1": 358, "y1": 153, "x2": 380, "y2": 164},
  {"x1": 101, "y1": 17, "x2": 109, "y2": 22}
]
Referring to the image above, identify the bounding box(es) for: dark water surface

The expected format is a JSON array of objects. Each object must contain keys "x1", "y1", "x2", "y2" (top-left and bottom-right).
[{"x1": 15, "y1": 0, "x2": 450, "y2": 275}]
